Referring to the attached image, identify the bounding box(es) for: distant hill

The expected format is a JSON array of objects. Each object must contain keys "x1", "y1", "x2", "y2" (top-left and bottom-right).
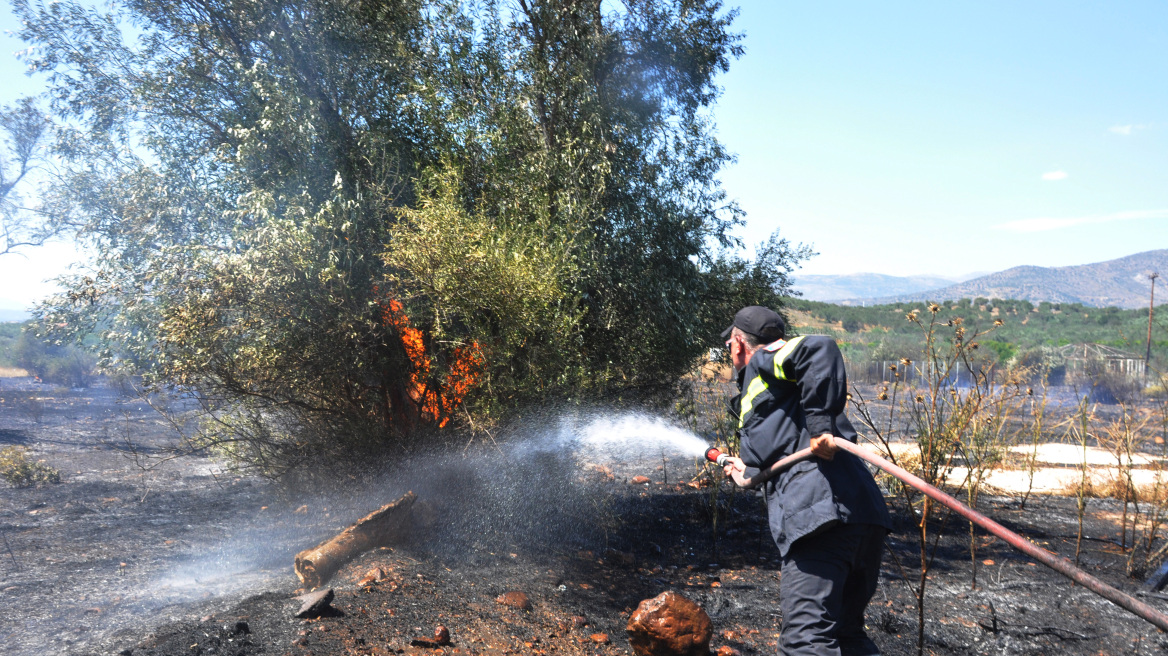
[
  {"x1": 0, "y1": 309, "x2": 30, "y2": 323},
  {"x1": 844, "y1": 249, "x2": 1167, "y2": 309},
  {"x1": 793, "y1": 273, "x2": 960, "y2": 302}
]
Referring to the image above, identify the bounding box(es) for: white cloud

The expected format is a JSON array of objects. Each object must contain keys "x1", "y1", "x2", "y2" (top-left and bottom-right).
[
  {"x1": 1040, "y1": 170, "x2": 1068, "y2": 181},
  {"x1": 995, "y1": 209, "x2": 1168, "y2": 233},
  {"x1": 1108, "y1": 123, "x2": 1148, "y2": 136}
]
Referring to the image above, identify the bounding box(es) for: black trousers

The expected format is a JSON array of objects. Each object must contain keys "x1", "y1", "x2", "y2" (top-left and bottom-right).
[{"x1": 779, "y1": 522, "x2": 886, "y2": 656}]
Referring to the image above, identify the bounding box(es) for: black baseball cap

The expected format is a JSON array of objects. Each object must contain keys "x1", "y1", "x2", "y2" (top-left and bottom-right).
[{"x1": 721, "y1": 306, "x2": 786, "y2": 342}]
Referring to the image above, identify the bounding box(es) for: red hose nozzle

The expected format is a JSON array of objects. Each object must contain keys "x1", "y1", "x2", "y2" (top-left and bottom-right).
[{"x1": 705, "y1": 447, "x2": 729, "y2": 467}]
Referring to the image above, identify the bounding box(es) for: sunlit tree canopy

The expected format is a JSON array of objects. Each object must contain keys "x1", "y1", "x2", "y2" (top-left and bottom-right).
[{"x1": 15, "y1": 0, "x2": 808, "y2": 475}]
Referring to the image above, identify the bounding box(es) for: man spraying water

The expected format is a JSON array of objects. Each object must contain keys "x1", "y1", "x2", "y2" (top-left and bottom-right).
[{"x1": 717, "y1": 306, "x2": 891, "y2": 656}]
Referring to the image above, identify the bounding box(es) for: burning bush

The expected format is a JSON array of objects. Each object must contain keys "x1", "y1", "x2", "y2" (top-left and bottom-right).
[{"x1": 17, "y1": 0, "x2": 803, "y2": 475}]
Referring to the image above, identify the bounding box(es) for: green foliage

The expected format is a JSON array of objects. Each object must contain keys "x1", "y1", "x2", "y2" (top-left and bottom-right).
[
  {"x1": 0, "y1": 322, "x2": 24, "y2": 368},
  {"x1": 982, "y1": 340, "x2": 1017, "y2": 364},
  {"x1": 0, "y1": 446, "x2": 61, "y2": 487},
  {"x1": 788, "y1": 298, "x2": 1168, "y2": 365},
  {"x1": 11, "y1": 330, "x2": 95, "y2": 387},
  {"x1": 17, "y1": 0, "x2": 802, "y2": 474}
]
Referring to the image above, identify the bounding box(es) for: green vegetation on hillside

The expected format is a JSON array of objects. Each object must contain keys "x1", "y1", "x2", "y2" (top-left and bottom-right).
[
  {"x1": 788, "y1": 297, "x2": 1168, "y2": 366},
  {"x1": 0, "y1": 322, "x2": 22, "y2": 368}
]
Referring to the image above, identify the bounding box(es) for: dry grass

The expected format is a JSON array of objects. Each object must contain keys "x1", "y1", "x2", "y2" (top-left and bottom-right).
[
  {"x1": 1059, "y1": 473, "x2": 1168, "y2": 505},
  {"x1": 0, "y1": 367, "x2": 29, "y2": 377}
]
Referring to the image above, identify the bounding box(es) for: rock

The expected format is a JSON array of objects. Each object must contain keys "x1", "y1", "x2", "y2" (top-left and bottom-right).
[
  {"x1": 496, "y1": 591, "x2": 532, "y2": 610},
  {"x1": 604, "y1": 548, "x2": 635, "y2": 565},
  {"x1": 631, "y1": 475, "x2": 651, "y2": 485},
  {"x1": 358, "y1": 567, "x2": 387, "y2": 586},
  {"x1": 590, "y1": 633, "x2": 610, "y2": 644},
  {"x1": 626, "y1": 591, "x2": 712, "y2": 656},
  {"x1": 570, "y1": 615, "x2": 589, "y2": 629},
  {"x1": 294, "y1": 588, "x2": 335, "y2": 619},
  {"x1": 233, "y1": 621, "x2": 250, "y2": 635},
  {"x1": 716, "y1": 647, "x2": 740, "y2": 656},
  {"x1": 434, "y1": 625, "x2": 450, "y2": 645}
]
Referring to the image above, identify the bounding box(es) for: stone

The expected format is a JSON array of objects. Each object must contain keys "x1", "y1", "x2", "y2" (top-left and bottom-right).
[
  {"x1": 496, "y1": 591, "x2": 532, "y2": 610},
  {"x1": 590, "y1": 633, "x2": 610, "y2": 644},
  {"x1": 715, "y1": 647, "x2": 740, "y2": 656},
  {"x1": 357, "y1": 567, "x2": 387, "y2": 586},
  {"x1": 233, "y1": 621, "x2": 250, "y2": 635},
  {"x1": 626, "y1": 591, "x2": 712, "y2": 656},
  {"x1": 434, "y1": 625, "x2": 450, "y2": 645},
  {"x1": 604, "y1": 548, "x2": 635, "y2": 565},
  {"x1": 631, "y1": 475, "x2": 651, "y2": 485},
  {"x1": 294, "y1": 588, "x2": 335, "y2": 619}
]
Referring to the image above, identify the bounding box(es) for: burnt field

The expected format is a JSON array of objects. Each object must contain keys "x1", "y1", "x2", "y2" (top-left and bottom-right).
[{"x1": 1, "y1": 379, "x2": 1167, "y2": 655}]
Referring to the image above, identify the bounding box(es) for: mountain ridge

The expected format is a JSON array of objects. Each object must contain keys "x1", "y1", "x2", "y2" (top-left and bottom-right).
[{"x1": 828, "y1": 249, "x2": 1166, "y2": 309}]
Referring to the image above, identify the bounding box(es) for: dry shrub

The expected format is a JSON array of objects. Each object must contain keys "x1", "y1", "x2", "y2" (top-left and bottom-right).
[
  {"x1": 0, "y1": 446, "x2": 61, "y2": 487},
  {"x1": 1059, "y1": 475, "x2": 1168, "y2": 505}
]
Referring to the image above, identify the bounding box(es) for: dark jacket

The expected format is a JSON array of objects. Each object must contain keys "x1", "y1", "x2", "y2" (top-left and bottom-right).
[{"x1": 733, "y1": 335, "x2": 891, "y2": 556}]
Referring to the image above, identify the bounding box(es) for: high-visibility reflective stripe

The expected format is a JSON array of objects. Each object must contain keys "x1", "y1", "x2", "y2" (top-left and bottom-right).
[
  {"x1": 773, "y1": 335, "x2": 807, "y2": 381},
  {"x1": 739, "y1": 375, "x2": 769, "y2": 429}
]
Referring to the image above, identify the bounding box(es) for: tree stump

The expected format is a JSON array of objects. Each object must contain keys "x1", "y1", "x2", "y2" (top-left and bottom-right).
[{"x1": 294, "y1": 491, "x2": 417, "y2": 589}]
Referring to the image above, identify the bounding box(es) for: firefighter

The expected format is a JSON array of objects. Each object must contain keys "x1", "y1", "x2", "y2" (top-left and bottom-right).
[{"x1": 718, "y1": 306, "x2": 892, "y2": 656}]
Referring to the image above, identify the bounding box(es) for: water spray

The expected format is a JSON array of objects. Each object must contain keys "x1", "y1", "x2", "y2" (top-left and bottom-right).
[{"x1": 706, "y1": 439, "x2": 1168, "y2": 633}]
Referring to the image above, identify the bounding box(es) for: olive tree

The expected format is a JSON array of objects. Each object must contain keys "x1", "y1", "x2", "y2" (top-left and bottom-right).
[{"x1": 16, "y1": 0, "x2": 807, "y2": 475}]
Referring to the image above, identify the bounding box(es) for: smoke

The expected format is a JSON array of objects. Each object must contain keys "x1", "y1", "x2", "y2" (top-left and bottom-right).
[{"x1": 34, "y1": 410, "x2": 707, "y2": 655}]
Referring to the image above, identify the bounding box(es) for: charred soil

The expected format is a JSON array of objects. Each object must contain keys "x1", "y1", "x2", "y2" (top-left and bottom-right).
[
  {"x1": 119, "y1": 488, "x2": 1168, "y2": 656},
  {"x1": 1, "y1": 380, "x2": 1166, "y2": 655}
]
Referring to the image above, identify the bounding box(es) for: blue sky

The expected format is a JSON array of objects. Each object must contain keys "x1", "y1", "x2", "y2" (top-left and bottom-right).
[
  {"x1": 716, "y1": 1, "x2": 1168, "y2": 277},
  {"x1": 2, "y1": 1, "x2": 1167, "y2": 310}
]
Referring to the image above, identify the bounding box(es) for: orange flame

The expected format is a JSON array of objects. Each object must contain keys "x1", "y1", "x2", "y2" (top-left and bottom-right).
[{"x1": 380, "y1": 299, "x2": 481, "y2": 428}]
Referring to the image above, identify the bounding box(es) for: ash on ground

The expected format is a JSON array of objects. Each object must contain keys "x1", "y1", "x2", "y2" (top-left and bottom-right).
[{"x1": 1, "y1": 379, "x2": 1166, "y2": 656}]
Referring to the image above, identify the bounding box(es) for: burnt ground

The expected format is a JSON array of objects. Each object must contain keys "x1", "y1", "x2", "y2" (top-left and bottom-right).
[{"x1": 1, "y1": 379, "x2": 1167, "y2": 656}]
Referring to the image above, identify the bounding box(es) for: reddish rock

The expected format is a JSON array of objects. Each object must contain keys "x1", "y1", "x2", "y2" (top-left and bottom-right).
[
  {"x1": 590, "y1": 633, "x2": 610, "y2": 644},
  {"x1": 496, "y1": 591, "x2": 532, "y2": 610},
  {"x1": 357, "y1": 567, "x2": 387, "y2": 586},
  {"x1": 716, "y1": 646, "x2": 740, "y2": 656},
  {"x1": 626, "y1": 591, "x2": 712, "y2": 656},
  {"x1": 631, "y1": 475, "x2": 651, "y2": 485},
  {"x1": 434, "y1": 625, "x2": 451, "y2": 645},
  {"x1": 571, "y1": 615, "x2": 590, "y2": 629}
]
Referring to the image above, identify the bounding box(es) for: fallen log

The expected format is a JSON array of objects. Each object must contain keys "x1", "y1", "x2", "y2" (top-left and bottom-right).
[{"x1": 294, "y1": 491, "x2": 417, "y2": 589}]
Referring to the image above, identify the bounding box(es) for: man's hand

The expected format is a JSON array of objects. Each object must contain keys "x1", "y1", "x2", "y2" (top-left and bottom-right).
[
  {"x1": 721, "y1": 455, "x2": 750, "y2": 487},
  {"x1": 810, "y1": 433, "x2": 839, "y2": 460}
]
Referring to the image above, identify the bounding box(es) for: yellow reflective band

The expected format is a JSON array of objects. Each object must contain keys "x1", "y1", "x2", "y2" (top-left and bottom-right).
[
  {"x1": 739, "y1": 375, "x2": 769, "y2": 429},
  {"x1": 773, "y1": 336, "x2": 808, "y2": 381}
]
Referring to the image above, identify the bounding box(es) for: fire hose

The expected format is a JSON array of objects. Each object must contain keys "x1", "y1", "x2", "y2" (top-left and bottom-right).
[{"x1": 705, "y1": 438, "x2": 1168, "y2": 633}]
